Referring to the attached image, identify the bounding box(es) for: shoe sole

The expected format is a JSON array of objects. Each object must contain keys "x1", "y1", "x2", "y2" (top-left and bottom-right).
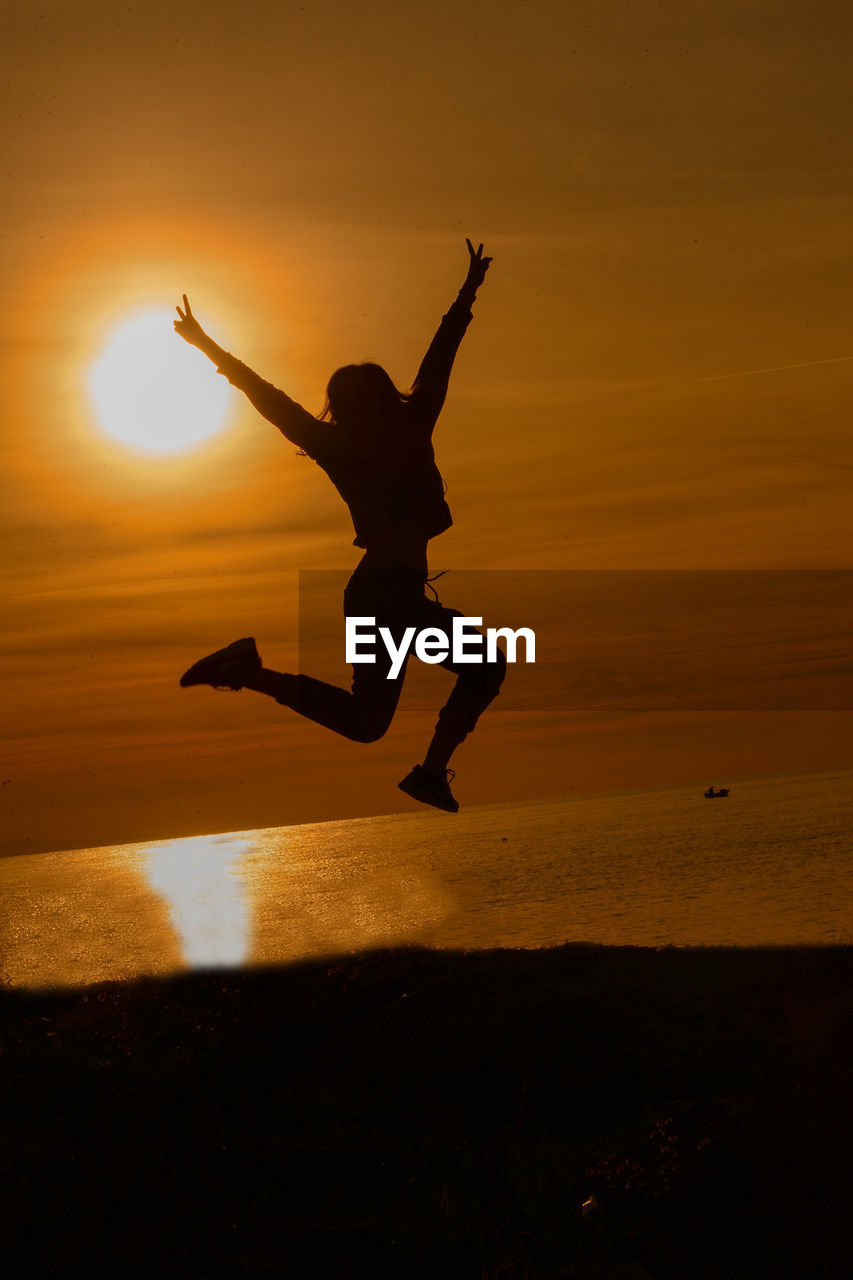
[
  {"x1": 397, "y1": 776, "x2": 459, "y2": 813},
  {"x1": 180, "y1": 638, "x2": 259, "y2": 689}
]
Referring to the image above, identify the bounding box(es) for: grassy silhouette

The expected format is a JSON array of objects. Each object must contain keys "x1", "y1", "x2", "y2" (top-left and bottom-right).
[{"x1": 2, "y1": 944, "x2": 851, "y2": 1277}]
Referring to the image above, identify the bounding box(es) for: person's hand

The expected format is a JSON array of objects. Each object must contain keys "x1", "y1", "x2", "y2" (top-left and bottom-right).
[
  {"x1": 464, "y1": 239, "x2": 492, "y2": 292},
  {"x1": 173, "y1": 294, "x2": 206, "y2": 347}
]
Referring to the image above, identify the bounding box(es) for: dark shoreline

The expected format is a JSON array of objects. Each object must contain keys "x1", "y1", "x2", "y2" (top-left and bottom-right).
[{"x1": 2, "y1": 943, "x2": 852, "y2": 1277}]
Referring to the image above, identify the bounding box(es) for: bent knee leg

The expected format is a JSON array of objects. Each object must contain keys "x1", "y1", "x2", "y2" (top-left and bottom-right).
[
  {"x1": 348, "y1": 720, "x2": 388, "y2": 745},
  {"x1": 346, "y1": 704, "x2": 396, "y2": 744},
  {"x1": 489, "y1": 646, "x2": 507, "y2": 692},
  {"x1": 437, "y1": 650, "x2": 507, "y2": 739},
  {"x1": 471, "y1": 646, "x2": 507, "y2": 701}
]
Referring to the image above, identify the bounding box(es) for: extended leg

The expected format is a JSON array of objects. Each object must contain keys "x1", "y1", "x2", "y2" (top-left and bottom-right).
[
  {"x1": 180, "y1": 634, "x2": 405, "y2": 744},
  {"x1": 246, "y1": 666, "x2": 403, "y2": 744}
]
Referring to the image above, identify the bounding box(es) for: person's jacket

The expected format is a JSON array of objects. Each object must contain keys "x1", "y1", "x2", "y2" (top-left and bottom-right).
[{"x1": 215, "y1": 294, "x2": 473, "y2": 549}]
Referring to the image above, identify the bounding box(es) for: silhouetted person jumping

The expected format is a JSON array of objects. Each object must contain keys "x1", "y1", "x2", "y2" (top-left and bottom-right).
[{"x1": 175, "y1": 240, "x2": 504, "y2": 812}]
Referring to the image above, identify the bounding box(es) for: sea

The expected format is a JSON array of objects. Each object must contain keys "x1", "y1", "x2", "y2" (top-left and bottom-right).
[{"x1": 1, "y1": 768, "x2": 851, "y2": 990}]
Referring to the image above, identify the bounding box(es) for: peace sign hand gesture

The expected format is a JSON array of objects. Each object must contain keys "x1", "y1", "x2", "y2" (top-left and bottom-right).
[
  {"x1": 173, "y1": 294, "x2": 207, "y2": 349},
  {"x1": 464, "y1": 239, "x2": 493, "y2": 293}
]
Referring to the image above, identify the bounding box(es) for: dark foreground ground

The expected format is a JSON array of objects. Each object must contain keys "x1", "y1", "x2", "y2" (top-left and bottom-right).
[{"x1": 2, "y1": 944, "x2": 852, "y2": 1278}]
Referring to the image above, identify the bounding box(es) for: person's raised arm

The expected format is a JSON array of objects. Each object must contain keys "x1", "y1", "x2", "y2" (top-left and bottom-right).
[
  {"x1": 409, "y1": 240, "x2": 492, "y2": 428},
  {"x1": 173, "y1": 295, "x2": 329, "y2": 458}
]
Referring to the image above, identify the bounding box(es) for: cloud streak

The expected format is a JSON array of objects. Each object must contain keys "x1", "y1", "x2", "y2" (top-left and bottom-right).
[{"x1": 696, "y1": 354, "x2": 853, "y2": 383}]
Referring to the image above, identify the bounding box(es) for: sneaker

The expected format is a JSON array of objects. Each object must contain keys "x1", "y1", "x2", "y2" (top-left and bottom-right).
[
  {"x1": 179, "y1": 637, "x2": 261, "y2": 690},
  {"x1": 397, "y1": 765, "x2": 459, "y2": 813}
]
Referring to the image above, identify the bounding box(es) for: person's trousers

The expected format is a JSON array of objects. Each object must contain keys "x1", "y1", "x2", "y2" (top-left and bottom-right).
[{"x1": 279, "y1": 555, "x2": 506, "y2": 745}]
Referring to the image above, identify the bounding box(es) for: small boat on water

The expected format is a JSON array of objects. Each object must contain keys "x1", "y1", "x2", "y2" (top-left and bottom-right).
[{"x1": 704, "y1": 786, "x2": 730, "y2": 799}]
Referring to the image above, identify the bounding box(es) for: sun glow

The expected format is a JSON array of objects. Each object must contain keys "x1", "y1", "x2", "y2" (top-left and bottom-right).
[{"x1": 89, "y1": 308, "x2": 233, "y2": 454}]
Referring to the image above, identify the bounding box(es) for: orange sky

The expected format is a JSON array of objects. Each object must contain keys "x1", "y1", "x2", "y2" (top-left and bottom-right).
[{"x1": 2, "y1": 1, "x2": 852, "y2": 856}]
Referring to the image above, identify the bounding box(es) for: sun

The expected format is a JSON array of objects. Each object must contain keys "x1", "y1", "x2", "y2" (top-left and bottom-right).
[{"x1": 89, "y1": 308, "x2": 233, "y2": 454}]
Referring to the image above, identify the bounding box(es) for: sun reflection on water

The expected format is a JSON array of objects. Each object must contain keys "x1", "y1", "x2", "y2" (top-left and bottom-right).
[{"x1": 143, "y1": 833, "x2": 252, "y2": 968}]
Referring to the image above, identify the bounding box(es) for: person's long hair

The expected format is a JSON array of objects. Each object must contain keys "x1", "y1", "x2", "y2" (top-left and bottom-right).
[{"x1": 319, "y1": 362, "x2": 410, "y2": 428}]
